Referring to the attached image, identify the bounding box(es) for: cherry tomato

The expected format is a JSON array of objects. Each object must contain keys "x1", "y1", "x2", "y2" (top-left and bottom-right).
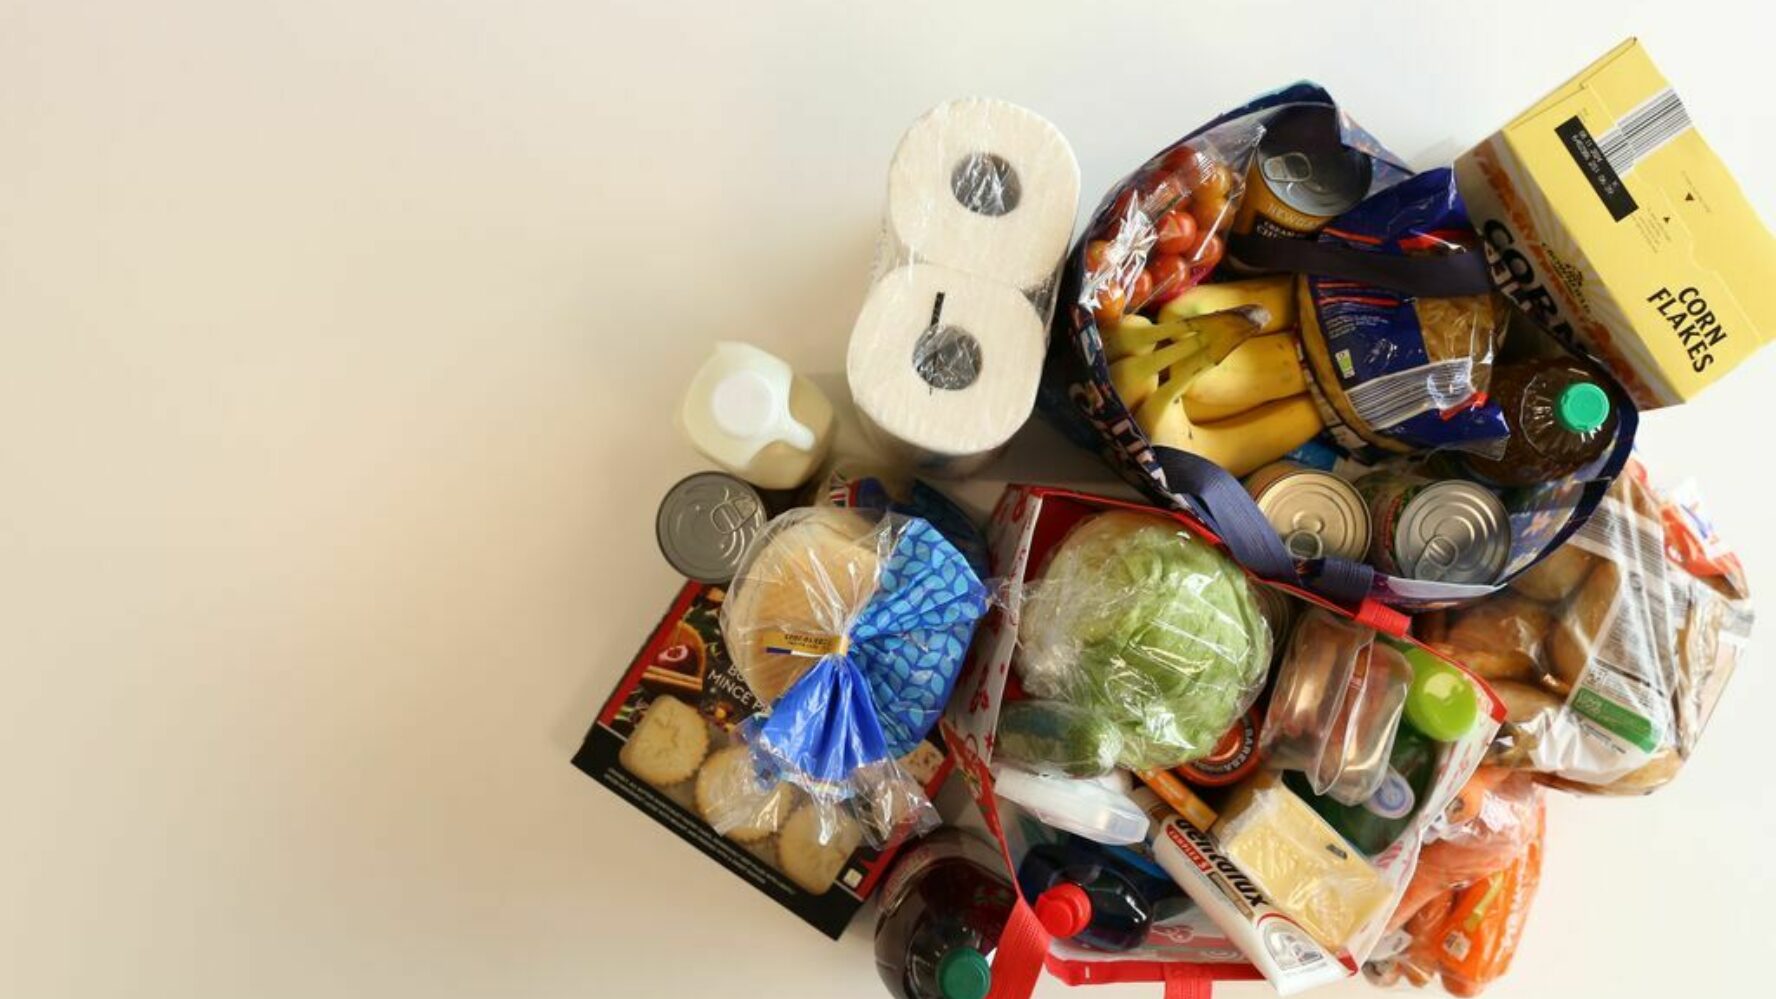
[
  {"x1": 1196, "y1": 160, "x2": 1234, "y2": 200},
  {"x1": 1160, "y1": 146, "x2": 1216, "y2": 190},
  {"x1": 1108, "y1": 189, "x2": 1139, "y2": 224},
  {"x1": 1190, "y1": 233, "x2": 1226, "y2": 271},
  {"x1": 1190, "y1": 191, "x2": 1229, "y2": 235},
  {"x1": 1092, "y1": 284, "x2": 1127, "y2": 327},
  {"x1": 1084, "y1": 239, "x2": 1114, "y2": 275},
  {"x1": 1154, "y1": 209, "x2": 1199, "y2": 257},
  {"x1": 1128, "y1": 268, "x2": 1156, "y2": 311},
  {"x1": 1144, "y1": 253, "x2": 1191, "y2": 305},
  {"x1": 1141, "y1": 173, "x2": 1188, "y2": 214}
]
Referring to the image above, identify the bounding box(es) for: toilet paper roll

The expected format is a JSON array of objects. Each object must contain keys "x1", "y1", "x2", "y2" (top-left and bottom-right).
[
  {"x1": 886, "y1": 98, "x2": 1080, "y2": 294},
  {"x1": 847, "y1": 264, "x2": 1047, "y2": 477}
]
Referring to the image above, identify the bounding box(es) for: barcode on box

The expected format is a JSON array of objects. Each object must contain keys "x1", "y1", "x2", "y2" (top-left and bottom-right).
[{"x1": 1597, "y1": 88, "x2": 1691, "y2": 177}]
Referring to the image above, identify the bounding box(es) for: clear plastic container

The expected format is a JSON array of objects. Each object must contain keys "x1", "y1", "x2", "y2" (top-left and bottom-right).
[
  {"x1": 681, "y1": 341, "x2": 835, "y2": 490},
  {"x1": 874, "y1": 829, "x2": 1016, "y2": 999},
  {"x1": 991, "y1": 764, "x2": 1149, "y2": 846}
]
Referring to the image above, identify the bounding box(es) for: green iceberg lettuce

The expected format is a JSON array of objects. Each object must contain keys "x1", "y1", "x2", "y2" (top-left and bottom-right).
[{"x1": 1018, "y1": 510, "x2": 1273, "y2": 770}]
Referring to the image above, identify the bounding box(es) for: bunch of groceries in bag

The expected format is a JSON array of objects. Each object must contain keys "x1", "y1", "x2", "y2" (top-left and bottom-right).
[{"x1": 574, "y1": 39, "x2": 1767, "y2": 999}]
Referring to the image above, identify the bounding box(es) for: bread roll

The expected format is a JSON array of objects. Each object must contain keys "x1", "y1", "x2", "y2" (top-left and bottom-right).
[
  {"x1": 1488, "y1": 680, "x2": 1564, "y2": 725},
  {"x1": 724, "y1": 508, "x2": 882, "y2": 704},
  {"x1": 1442, "y1": 594, "x2": 1553, "y2": 681},
  {"x1": 1547, "y1": 560, "x2": 1621, "y2": 688},
  {"x1": 1508, "y1": 543, "x2": 1600, "y2": 603}
]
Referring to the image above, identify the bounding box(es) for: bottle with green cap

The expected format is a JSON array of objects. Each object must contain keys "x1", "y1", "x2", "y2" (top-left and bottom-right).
[
  {"x1": 874, "y1": 829, "x2": 1015, "y2": 999},
  {"x1": 1464, "y1": 356, "x2": 1620, "y2": 486}
]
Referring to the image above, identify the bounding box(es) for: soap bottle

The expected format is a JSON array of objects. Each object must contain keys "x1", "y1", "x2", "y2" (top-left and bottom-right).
[{"x1": 681, "y1": 342, "x2": 835, "y2": 490}]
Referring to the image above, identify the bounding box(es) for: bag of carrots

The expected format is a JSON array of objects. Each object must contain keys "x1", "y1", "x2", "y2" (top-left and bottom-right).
[{"x1": 1364, "y1": 768, "x2": 1546, "y2": 995}]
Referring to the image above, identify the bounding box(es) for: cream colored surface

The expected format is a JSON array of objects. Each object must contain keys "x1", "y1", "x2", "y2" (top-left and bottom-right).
[{"x1": 1, "y1": 3, "x2": 1771, "y2": 998}]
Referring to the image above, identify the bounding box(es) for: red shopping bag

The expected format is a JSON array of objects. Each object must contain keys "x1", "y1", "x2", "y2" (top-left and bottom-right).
[{"x1": 941, "y1": 485, "x2": 1503, "y2": 997}]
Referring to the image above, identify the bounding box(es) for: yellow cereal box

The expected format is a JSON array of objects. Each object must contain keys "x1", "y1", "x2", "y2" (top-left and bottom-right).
[{"x1": 1454, "y1": 38, "x2": 1776, "y2": 408}]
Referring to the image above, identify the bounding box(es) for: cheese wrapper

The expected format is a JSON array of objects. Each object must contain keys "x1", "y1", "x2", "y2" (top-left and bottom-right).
[{"x1": 1212, "y1": 771, "x2": 1394, "y2": 952}]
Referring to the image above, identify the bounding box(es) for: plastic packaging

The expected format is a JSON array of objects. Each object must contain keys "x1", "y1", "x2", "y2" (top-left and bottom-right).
[
  {"x1": 1211, "y1": 771, "x2": 1396, "y2": 952},
  {"x1": 1366, "y1": 773, "x2": 1547, "y2": 996},
  {"x1": 875, "y1": 828, "x2": 1016, "y2": 999},
  {"x1": 1263, "y1": 609, "x2": 1413, "y2": 805},
  {"x1": 1421, "y1": 458, "x2": 1753, "y2": 793},
  {"x1": 1018, "y1": 839, "x2": 1164, "y2": 952},
  {"x1": 1296, "y1": 169, "x2": 1510, "y2": 459},
  {"x1": 719, "y1": 507, "x2": 989, "y2": 844},
  {"x1": 846, "y1": 98, "x2": 1079, "y2": 476},
  {"x1": 1286, "y1": 723, "x2": 1440, "y2": 857},
  {"x1": 990, "y1": 765, "x2": 1150, "y2": 847},
  {"x1": 681, "y1": 341, "x2": 834, "y2": 490},
  {"x1": 1016, "y1": 510, "x2": 1272, "y2": 771},
  {"x1": 994, "y1": 700, "x2": 1122, "y2": 779}
]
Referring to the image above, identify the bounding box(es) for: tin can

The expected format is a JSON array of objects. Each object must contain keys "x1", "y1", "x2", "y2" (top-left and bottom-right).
[
  {"x1": 1245, "y1": 461, "x2": 1371, "y2": 562},
  {"x1": 1176, "y1": 709, "x2": 1263, "y2": 788},
  {"x1": 1357, "y1": 471, "x2": 1510, "y2": 584},
  {"x1": 655, "y1": 472, "x2": 767, "y2": 584},
  {"x1": 1249, "y1": 582, "x2": 1298, "y2": 654},
  {"x1": 1232, "y1": 104, "x2": 1372, "y2": 240}
]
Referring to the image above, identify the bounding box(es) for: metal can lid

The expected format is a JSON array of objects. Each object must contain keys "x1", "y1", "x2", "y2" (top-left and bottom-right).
[
  {"x1": 655, "y1": 472, "x2": 767, "y2": 584},
  {"x1": 1256, "y1": 105, "x2": 1372, "y2": 218},
  {"x1": 1252, "y1": 468, "x2": 1372, "y2": 562},
  {"x1": 1393, "y1": 481, "x2": 1509, "y2": 585}
]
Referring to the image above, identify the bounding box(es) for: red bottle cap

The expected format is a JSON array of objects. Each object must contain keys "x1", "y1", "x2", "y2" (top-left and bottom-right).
[{"x1": 1034, "y1": 883, "x2": 1093, "y2": 938}]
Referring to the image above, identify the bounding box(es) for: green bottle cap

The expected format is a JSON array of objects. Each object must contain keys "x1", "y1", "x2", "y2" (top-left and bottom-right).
[
  {"x1": 1556, "y1": 381, "x2": 1611, "y2": 434},
  {"x1": 937, "y1": 947, "x2": 993, "y2": 999},
  {"x1": 1402, "y1": 647, "x2": 1480, "y2": 742}
]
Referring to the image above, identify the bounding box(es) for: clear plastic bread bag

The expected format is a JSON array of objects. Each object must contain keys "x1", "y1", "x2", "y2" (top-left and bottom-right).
[
  {"x1": 1418, "y1": 459, "x2": 1753, "y2": 794},
  {"x1": 1015, "y1": 509, "x2": 1273, "y2": 771},
  {"x1": 1263, "y1": 608, "x2": 1413, "y2": 805},
  {"x1": 717, "y1": 506, "x2": 990, "y2": 845}
]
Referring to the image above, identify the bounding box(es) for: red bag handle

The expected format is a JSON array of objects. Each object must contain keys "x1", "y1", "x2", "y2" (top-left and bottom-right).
[{"x1": 985, "y1": 897, "x2": 1051, "y2": 999}]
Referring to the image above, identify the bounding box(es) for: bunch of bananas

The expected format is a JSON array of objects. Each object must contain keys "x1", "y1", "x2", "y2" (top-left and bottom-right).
[{"x1": 1106, "y1": 275, "x2": 1324, "y2": 476}]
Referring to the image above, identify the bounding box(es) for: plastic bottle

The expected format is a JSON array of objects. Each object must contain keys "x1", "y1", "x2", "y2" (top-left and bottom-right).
[
  {"x1": 1016, "y1": 839, "x2": 1160, "y2": 952},
  {"x1": 681, "y1": 341, "x2": 835, "y2": 490},
  {"x1": 874, "y1": 828, "x2": 1016, "y2": 999},
  {"x1": 1286, "y1": 723, "x2": 1437, "y2": 856},
  {"x1": 1463, "y1": 356, "x2": 1617, "y2": 486}
]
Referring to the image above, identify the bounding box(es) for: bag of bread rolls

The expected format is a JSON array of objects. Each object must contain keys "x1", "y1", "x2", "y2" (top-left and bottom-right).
[
  {"x1": 718, "y1": 506, "x2": 990, "y2": 843},
  {"x1": 1419, "y1": 460, "x2": 1752, "y2": 794}
]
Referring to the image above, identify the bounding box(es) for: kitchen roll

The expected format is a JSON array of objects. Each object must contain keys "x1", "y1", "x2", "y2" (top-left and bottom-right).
[
  {"x1": 886, "y1": 98, "x2": 1080, "y2": 294},
  {"x1": 847, "y1": 264, "x2": 1046, "y2": 477}
]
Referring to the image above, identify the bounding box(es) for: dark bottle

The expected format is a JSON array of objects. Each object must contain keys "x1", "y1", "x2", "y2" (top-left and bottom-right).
[
  {"x1": 1017, "y1": 839, "x2": 1158, "y2": 952},
  {"x1": 1465, "y1": 356, "x2": 1618, "y2": 486},
  {"x1": 874, "y1": 828, "x2": 1016, "y2": 999},
  {"x1": 1286, "y1": 723, "x2": 1438, "y2": 856}
]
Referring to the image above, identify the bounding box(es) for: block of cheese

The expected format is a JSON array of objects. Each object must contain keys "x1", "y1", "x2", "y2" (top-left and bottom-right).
[{"x1": 1212, "y1": 771, "x2": 1393, "y2": 951}]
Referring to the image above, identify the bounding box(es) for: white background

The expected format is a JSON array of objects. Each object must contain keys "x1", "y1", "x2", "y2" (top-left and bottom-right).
[{"x1": 3, "y1": 2, "x2": 1773, "y2": 997}]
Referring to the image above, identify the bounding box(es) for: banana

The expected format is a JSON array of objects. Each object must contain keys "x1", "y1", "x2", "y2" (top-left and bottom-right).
[
  {"x1": 1103, "y1": 308, "x2": 1271, "y2": 362},
  {"x1": 1158, "y1": 275, "x2": 1296, "y2": 333},
  {"x1": 1102, "y1": 315, "x2": 1154, "y2": 360},
  {"x1": 1142, "y1": 393, "x2": 1325, "y2": 477},
  {"x1": 1131, "y1": 326, "x2": 1254, "y2": 431},
  {"x1": 1182, "y1": 332, "x2": 1308, "y2": 421},
  {"x1": 1107, "y1": 308, "x2": 1264, "y2": 407}
]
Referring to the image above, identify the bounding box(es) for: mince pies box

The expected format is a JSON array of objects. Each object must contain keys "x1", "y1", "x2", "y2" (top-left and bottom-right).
[{"x1": 573, "y1": 581, "x2": 952, "y2": 939}]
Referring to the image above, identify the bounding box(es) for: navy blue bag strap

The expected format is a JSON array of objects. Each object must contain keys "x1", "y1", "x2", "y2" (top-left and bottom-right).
[
  {"x1": 1227, "y1": 232, "x2": 1495, "y2": 298},
  {"x1": 1151, "y1": 446, "x2": 1375, "y2": 608}
]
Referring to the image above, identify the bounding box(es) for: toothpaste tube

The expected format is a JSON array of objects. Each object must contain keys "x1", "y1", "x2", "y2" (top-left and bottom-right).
[{"x1": 1149, "y1": 816, "x2": 1354, "y2": 996}]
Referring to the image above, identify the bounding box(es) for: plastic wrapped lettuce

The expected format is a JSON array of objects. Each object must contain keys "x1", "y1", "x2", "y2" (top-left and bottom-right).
[{"x1": 1017, "y1": 510, "x2": 1272, "y2": 770}]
